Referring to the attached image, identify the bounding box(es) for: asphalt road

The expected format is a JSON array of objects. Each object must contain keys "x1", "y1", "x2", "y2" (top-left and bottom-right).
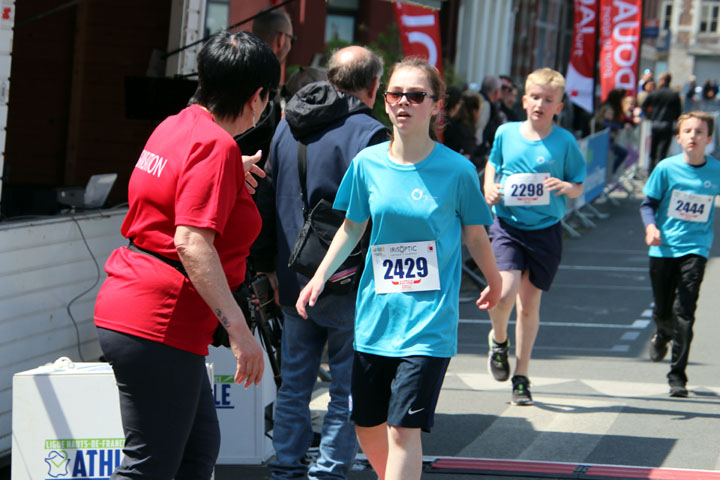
[
  {"x1": 217, "y1": 189, "x2": 720, "y2": 480},
  {"x1": 3, "y1": 186, "x2": 717, "y2": 480}
]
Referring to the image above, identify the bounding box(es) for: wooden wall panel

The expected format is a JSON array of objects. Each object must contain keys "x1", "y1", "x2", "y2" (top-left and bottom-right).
[{"x1": 4, "y1": 0, "x2": 173, "y2": 210}]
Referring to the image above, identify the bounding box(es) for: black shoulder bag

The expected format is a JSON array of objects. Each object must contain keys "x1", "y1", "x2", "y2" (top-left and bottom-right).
[{"x1": 287, "y1": 142, "x2": 364, "y2": 294}]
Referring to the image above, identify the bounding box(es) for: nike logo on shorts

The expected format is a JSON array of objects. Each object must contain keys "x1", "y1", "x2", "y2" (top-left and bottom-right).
[{"x1": 408, "y1": 407, "x2": 425, "y2": 415}]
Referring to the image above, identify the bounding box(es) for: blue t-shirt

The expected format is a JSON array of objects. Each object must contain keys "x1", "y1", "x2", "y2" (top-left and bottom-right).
[
  {"x1": 488, "y1": 122, "x2": 586, "y2": 230},
  {"x1": 643, "y1": 154, "x2": 720, "y2": 258},
  {"x1": 334, "y1": 141, "x2": 492, "y2": 358}
]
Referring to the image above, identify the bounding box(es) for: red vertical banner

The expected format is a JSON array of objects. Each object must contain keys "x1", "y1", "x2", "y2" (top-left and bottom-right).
[
  {"x1": 566, "y1": 0, "x2": 597, "y2": 113},
  {"x1": 599, "y1": 0, "x2": 643, "y2": 101},
  {"x1": 393, "y1": 3, "x2": 443, "y2": 75}
]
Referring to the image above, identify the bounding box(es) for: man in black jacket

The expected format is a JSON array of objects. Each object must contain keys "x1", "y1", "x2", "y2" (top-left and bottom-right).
[
  {"x1": 256, "y1": 46, "x2": 388, "y2": 480},
  {"x1": 643, "y1": 71, "x2": 682, "y2": 173}
]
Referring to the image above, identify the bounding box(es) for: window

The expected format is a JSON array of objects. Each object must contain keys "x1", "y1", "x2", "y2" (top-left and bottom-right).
[
  {"x1": 661, "y1": 1, "x2": 672, "y2": 30},
  {"x1": 700, "y1": 0, "x2": 720, "y2": 33},
  {"x1": 325, "y1": 0, "x2": 359, "y2": 43},
  {"x1": 205, "y1": 0, "x2": 229, "y2": 37}
]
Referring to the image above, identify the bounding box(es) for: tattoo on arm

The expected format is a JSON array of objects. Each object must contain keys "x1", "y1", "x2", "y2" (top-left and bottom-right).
[{"x1": 215, "y1": 309, "x2": 231, "y2": 328}]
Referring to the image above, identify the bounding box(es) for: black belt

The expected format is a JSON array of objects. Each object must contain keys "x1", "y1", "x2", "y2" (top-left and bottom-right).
[{"x1": 127, "y1": 239, "x2": 188, "y2": 277}]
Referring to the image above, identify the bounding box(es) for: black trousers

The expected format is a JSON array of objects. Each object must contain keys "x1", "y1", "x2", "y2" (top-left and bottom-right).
[
  {"x1": 649, "y1": 255, "x2": 707, "y2": 386},
  {"x1": 97, "y1": 327, "x2": 220, "y2": 479},
  {"x1": 649, "y1": 124, "x2": 674, "y2": 173}
]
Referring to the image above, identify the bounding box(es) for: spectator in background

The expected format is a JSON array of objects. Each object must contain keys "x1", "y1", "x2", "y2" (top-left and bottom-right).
[
  {"x1": 499, "y1": 75, "x2": 521, "y2": 122},
  {"x1": 685, "y1": 75, "x2": 697, "y2": 102},
  {"x1": 595, "y1": 88, "x2": 629, "y2": 173},
  {"x1": 702, "y1": 78, "x2": 719, "y2": 100},
  {"x1": 236, "y1": 7, "x2": 294, "y2": 170},
  {"x1": 621, "y1": 95, "x2": 642, "y2": 127},
  {"x1": 637, "y1": 78, "x2": 656, "y2": 107},
  {"x1": 259, "y1": 46, "x2": 388, "y2": 480},
  {"x1": 444, "y1": 89, "x2": 485, "y2": 170},
  {"x1": 476, "y1": 76, "x2": 503, "y2": 160},
  {"x1": 638, "y1": 68, "x2": 654, "y2": 93},
  {"x1": 280, "y1": 66, "x2": 327, "y2": 103},
  {"x1": 643, "y1": 72, "x2": 682, "y2": 172},
  {"x1": 445, "y1": 86, "x2": 463, "y2": 119}
]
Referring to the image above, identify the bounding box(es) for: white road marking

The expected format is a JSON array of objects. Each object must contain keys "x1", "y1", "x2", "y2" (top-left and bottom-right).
[
  {"x1": 460, "y1": 318, "x2": 652, "y2": 329},
  {"x1": 621, "y1": 331, "x2": 641, "y2": 341},
  {"x1": 559, "y1": 265, "x2": 648, "y2": 272}
]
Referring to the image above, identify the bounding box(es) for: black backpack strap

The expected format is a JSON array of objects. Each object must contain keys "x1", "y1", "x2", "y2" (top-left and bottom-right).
[
  {"x1": 127, "y1": 239, "x2": 188, "y2": 277},
  {"x1": 297, "y1": 141, "x2": 309, "y2": 217}
]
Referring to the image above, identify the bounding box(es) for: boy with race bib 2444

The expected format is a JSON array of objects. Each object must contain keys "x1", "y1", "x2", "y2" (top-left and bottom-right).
[{"x1": 640, "y1": 110, "x2": 720, "y2": 398}]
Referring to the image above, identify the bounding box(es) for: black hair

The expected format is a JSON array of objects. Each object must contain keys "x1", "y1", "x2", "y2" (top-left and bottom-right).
[
  {"x1": 445, "y1": 86, "x2": 462, "y2": 114},
  {"x1": 189, "y1": 30, "x2": 280, "y2": 120}
]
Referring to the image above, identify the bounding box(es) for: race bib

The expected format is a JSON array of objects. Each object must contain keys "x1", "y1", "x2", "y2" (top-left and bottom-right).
[
  {"x1": 370, "y1": 240, "x2": 440, "y2": 294},
  {"x1": 668, "y1": 190, "x2": 713, "y2": 223},
  {"x1": 503, "y1": 173, "x2": 550, "y2": 206}
]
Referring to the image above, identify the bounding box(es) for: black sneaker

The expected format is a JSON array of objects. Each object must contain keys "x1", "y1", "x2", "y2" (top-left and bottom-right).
[
  {"x1": 649, "y1": 333, "x2": 669, "y2": 362},
  {"x1": 488, "y1": 330, "x2": 510, "y2": 381},
  {"x1": 669, "y1": 385, "x2": 688, "y2": 398},
  {"x1": 511, "y1": 375, "x2": 533, "y2": 406}
]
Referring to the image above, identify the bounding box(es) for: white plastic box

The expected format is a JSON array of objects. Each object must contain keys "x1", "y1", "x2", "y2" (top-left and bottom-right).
[
  {"x1": 12, "y1": 360, "x2": 127, "y2": 480},
  {"x1": 208, "y1": 345, "x2": 276, "y2": 464},
  {"x1": 12, "y1": 349, "x2": 274, "y2": 480}
]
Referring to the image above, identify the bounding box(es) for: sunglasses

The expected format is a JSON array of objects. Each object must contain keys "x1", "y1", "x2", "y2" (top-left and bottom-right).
[
  {"x1": 263, "y1": 88, "x2": 278, "y2": 101},
  {"x1": 278, "y1": 31, "x2": 296, "y2": 46},
  {"x1": 501, "y1": 85, "x2": 513, "y2": 92},
  {"x1": 383, "y1": 90, "x2": 437, "y2": 105}
]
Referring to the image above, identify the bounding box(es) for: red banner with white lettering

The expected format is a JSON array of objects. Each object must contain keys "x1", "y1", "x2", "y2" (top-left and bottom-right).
[
  {"x1": 393, "y1": 3, "x2": 443, "y2": 75},
  {"x1": 566, "y1": 0, "x2": 597, "y2": 113},
  {"x1": 599, "y1": 0, "x2": 643, "y2": 101}
]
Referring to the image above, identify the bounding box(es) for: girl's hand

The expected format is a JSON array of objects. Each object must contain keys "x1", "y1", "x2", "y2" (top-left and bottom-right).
[
  {"x1": 476, "y1": 284, "x2": 501, "y2": 310},
  {"x1": 296, "y1": 276, "x2": 326, "y2": 319}
]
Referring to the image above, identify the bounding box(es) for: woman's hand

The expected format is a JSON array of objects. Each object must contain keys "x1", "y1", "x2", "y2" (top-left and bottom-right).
[
  {"x1": 228, "y1": 327, "x2": 265, "y2": 387},
  {"x1": 175, "y1": 225, "x2": 265, "y2": 386},
  {"x1": 242, "y1": 150, "x2": 265, "y2": 194},
  {"x1": 296, "y1": 276, "x2": 326, "y2": 319}
]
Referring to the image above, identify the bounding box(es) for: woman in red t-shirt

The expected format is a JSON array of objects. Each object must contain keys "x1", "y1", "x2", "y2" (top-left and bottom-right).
[{"x1": 93, "y1": 31, "x2": 279, "y2": 479}]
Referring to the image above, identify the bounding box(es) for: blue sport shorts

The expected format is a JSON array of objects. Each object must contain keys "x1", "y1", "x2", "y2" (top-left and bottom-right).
[{"x1": 489, "y1": 217, "x2": 563, "y2": 291}]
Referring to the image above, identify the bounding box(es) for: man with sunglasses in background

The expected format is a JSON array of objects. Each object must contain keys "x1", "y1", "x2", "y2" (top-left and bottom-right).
[
  {"x1": 236, "y1": 7, "x2": 294, "y2": 171},
  {"x1": 255, "y1": 46, "x2": 389, "y2": 480},
  {"x1": 499, "y1": 75, "x2": 522, "y2": 122},
  {"x1": 237, "y1": 7, "x2": 295, "y2": 284},
  {"x1": 475, "y1": 75, "x2": 503, "y2": 170}
]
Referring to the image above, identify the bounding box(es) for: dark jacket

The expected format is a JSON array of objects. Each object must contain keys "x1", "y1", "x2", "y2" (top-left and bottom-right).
[
  {"x1": 642, "y1": 86, "x2": 682, "y2": 129},
  {"x1": 255, "y1": 81, "x2": 388, "y2": 306}
]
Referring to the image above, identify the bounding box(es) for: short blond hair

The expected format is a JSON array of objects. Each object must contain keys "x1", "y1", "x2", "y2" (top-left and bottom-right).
[
  {"x1": 677, "y1": 110, "x2": 714, "y2": 135},
  {"x1": 525, "y1": 68, "x2": 565, "y2": 97}
]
